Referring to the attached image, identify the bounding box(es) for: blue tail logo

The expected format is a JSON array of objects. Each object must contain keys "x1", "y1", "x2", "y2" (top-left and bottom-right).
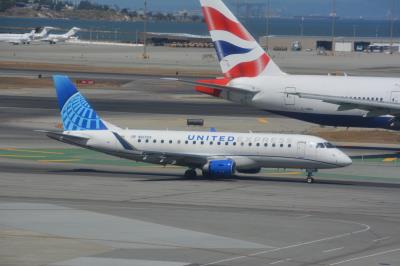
[{"x1": 53, "y1": 75, "x2": 107, "y2": 131}]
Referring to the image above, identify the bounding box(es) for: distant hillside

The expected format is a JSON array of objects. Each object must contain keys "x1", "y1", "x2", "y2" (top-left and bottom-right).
[{"x1": 95, "y1": 0, "x2": 395, "y2": 19}]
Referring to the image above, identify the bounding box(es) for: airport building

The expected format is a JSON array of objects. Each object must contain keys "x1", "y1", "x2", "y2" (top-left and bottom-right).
[{"x1": 259, "y1": 35, "x2": 400, "y2": 53}]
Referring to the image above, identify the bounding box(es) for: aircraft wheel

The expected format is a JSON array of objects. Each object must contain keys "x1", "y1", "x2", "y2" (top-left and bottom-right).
[
  {"x1": 184, "y1": 169, "x2": 197, "y2": 178},
  {"x1": 306, "y1": 177, "x2": 315, "y2": 184}
]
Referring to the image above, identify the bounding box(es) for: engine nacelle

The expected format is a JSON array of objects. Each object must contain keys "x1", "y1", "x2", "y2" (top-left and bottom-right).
[
  {"x1": 203, "y1": 159, "x2": 236, "y2": 177},
  {"x1": 237, "y1": 168, "x2": 261, "y2": 174}
]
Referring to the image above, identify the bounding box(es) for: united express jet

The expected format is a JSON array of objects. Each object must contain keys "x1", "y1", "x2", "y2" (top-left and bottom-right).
[
  {"x1": 41, "y1": 75, "x2": 351, "y2": 183},
  {"x1": 174, "y1": 0, "x2": 400, "y2": 130}
]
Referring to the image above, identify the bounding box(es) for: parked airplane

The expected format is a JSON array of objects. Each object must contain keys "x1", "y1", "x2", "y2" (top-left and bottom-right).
[
  {"x1": 0, "y1": 30, "x2": 34, "y2": 45},
  {"x1": 173, "y1": 0, "x2": 400, "y2": 131},
  {"x1": 41, "y1": 75, "x2": 351, "y2": 183},
  {"x1": 32, "y1": 26, "x2": 56, "y2": 40},
  {"x1": 41, "y1": 27, "x2": 81, "y2": 44}
]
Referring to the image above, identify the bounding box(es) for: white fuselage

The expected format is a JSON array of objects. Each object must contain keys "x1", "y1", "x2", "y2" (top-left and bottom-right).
[
  {"x1": 226, "y1": 75, "x2": 400, "y2": 129},
  {"x1": 0, "y1": 33, "x2": 31, "y2": 44},
  {"x1": 67, "y1": 129, "x2": 351, "y2": 171}
]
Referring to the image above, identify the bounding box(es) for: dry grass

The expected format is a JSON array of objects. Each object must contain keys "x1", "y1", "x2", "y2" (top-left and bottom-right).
[
  {"x1": 0, "y1": 77, "x2": 125, "y2": 90},
  {"x1": 315, "y1": 130, "x2": 400, "y2": 144},
  {"x1": 0, "y1": 61, "x2": 220, "y2": 78}
]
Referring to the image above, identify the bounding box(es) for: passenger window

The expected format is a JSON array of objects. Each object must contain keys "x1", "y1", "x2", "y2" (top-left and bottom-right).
[
  {"x1": 153, "y1": 140, "x2": 157, "y2": 143},
  {"x1": 201, "y1": 141, "x2": 204, "y2": 145},
  {"x1": 280, "y1": 144, "x2": 284, "y2": 148},
  {"x1": 241, "y1": 142, "x2": 244, "y2": 146},
  {"x1": 177, "y1": 140, "x2": 181, "y2": 144},
  {"x1": 185, "y1": 140, "x2": 188, "y2": 144},
  {"x1": 210, "y1": 141, "x2": 213, "y2": 145},
  {"x1": 233, "y1": 142, "x2": 237, "y2": 146},
  {"x1": 272, "y1": 144, "x2": 276, "y2": 147},
  {"x1": 248, "y1": 143, "x2": 252, "y2": 147},
  {"x1": 264, "y1": 143, "x2": 268, "y2": 147},
  {"x1": 161, "y1": 140, "x2": 164, "y2": 144},
  {"x1": 193, "y1": 141, "x2": 196, "y2": 145},
  {"x1": 138, "y1": 139, "x2": 142, "y2": 143},
  {"x1": 169, "y1": 140, "x2": 172, "y2": 144},
  {"x1": 256, "y1": 143, "x2": 260, "y2": 147},
  {"x1": 225, "y1": 142, "x2": 229, "y2": 146},
  {"x1": 217, "y1": 142, "x2": 221, "y2": 146},
  {"x1": 288, "y1": 144, "x2": 292, "y2": 148}
]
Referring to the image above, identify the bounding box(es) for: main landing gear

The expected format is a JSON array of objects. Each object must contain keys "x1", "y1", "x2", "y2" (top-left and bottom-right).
[
  {"x1": 306, "y1": 169, "x2": 318, "y2": 184},
  {"x1": 184, "y1": 169, "x2": 197, "y2": 178}
]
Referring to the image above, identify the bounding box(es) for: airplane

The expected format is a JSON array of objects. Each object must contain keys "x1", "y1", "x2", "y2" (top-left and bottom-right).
[
  {"x1": 40, "y1": 75, "x2": 351, "y2": 183},
  {"x1": 171, "y1": 0, "x2": 400, "y2": 131},
  {"x1": 32, "y1": 26, "x2": 56, "y2": 40},
  {"x1": 41, "y1": 27, "x2": 81, "y2": 44},
  {"x1": 0, "y1": 30, "x2": 35, "y2": 45}
]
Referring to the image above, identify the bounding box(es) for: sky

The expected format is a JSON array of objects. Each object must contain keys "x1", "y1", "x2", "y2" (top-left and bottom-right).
[{"x1": 92, "y1": 0, "x2": 398, "y2": 19}]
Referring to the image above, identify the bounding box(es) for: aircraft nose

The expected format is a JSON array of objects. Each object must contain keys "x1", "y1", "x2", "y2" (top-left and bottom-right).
[{"x1": 338, "y1": 153, "x2": 352, "y2": 167}]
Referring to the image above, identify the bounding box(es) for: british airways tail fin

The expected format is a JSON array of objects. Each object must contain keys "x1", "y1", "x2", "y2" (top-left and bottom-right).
[
  {"x1": 200, "y1": 0, "x2": 285, "y2": 78},
  {"x1": 53, "y1": 75, "x2": 109, "y2": 131}
]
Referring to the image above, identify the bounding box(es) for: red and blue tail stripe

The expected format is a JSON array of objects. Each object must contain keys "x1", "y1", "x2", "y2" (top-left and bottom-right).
[{"x1": 200, "y1": 0, "x2": 284, "y2": 78}]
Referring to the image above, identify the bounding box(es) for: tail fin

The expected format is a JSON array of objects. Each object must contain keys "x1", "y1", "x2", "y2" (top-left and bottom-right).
[
  {"x1": 53, "y1": 75, "x2": 108, "y2": 131},
  {"x1": 200, "y1": 0, "x2": 284, "y2": 78},
  {"x1": 65, "y1": 27, "x2": 80, "y2": 37}
]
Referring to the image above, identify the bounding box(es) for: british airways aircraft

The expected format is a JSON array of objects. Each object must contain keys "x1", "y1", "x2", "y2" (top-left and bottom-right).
[
  {"x1": 174, "y1": 0, "x2": 400, "y2": 130},
  {"x1": 41, "y1": 75, "x2": 351, "y2": 183}
]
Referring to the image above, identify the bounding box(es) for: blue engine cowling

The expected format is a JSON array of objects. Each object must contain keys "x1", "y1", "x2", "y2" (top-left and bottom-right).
[{"x1": 207, "y1": 159, "x2": 236, "y2": 177}]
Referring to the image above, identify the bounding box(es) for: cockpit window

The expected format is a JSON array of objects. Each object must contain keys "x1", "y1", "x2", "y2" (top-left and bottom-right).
[
  {"x1": 325, "y1": 142, "x2": 336, "y2": 148},
  {"x1": 316, "y1": 143, "x2": 325, "y2": 148}
]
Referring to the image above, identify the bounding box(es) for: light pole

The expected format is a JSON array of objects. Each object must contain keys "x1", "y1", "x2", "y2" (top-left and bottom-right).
[
  {"x1": 390, "y1": 0, "x2": 395, "y2": 54},
  {"x1": 331, "y1": 0, "x2": 336, "y2": 55},
  {"x1": 143, "y1": 0, "x2": 149, "y2": 59},
  {"x1": 266, "y1": 0, "x2": 270, "y2": 51}
]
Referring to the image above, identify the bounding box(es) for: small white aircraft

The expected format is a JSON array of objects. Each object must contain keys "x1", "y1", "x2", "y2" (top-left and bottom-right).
[
  {"x1": 41, "y1": 75, "x2": 351, "y2": 183},
  {"x1": 32, "y1": 26, "x2": 56, "y2": 40},
  {"x1": 0, "y1": 30, "x2": 35, "y2": 45},
  {"x1": 174, "y1": 0, "x2": 400, "y2": 131},
  {"x1": 41, "y1": 27, "x2": 81, "y2": 44}
]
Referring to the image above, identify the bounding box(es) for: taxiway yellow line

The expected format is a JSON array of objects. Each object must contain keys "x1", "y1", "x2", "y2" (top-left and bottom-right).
[
  {"x1": 38, "y1": 159, "x2": 81, "y2": 163},
  {"x1": 0, "y1": 154, "x2": 46, "y2": 158},
  {"x1": 0, "y1": 148, "x2": 64, "y2": 155}
]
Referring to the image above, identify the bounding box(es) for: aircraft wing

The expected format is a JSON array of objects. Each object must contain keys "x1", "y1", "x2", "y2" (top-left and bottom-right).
[
  {"x1": 291, "y1": 92, "x2": 400, "y2": 116},
  {"x1": 164, "y1": 78, "x2": 260, "y2": 94}
]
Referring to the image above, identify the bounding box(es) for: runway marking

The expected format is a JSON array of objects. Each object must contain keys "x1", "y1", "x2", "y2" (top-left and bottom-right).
[
  {"x1": 329, "y1": 248, "x2": 400, "y2": 265},
  {"x1": 0, "y1": 154, "x2": 46, "y2": 158},
  {"x1": 383, "y1": 158, "x2": 397, "y2": 162},
  {"x1": 373, "y1": 236, "x2": 391, "y2": 242},
  {"x1": 270, "y1": 258, "x2": 291, "y2": 264},
  {"x1": 323, "y1": 247, "x2": 344, "y2": 253},
  {"x1": 258, "y1": 117, "x2": 269, "y2": 124},
  {"x1": 200, "y1": 220, "x2": 371, "y2": 266},
  {"x1": 38, "y1": 159, "x2": 81, "y2": 163},
  {"x1": 0, "y1": 148, "x2": 64, "y2": 155}
]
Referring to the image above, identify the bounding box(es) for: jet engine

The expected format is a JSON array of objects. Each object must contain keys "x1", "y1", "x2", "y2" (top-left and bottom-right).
[{"x1": 202, "y1": 159, "x2": 236, "y2": 177}]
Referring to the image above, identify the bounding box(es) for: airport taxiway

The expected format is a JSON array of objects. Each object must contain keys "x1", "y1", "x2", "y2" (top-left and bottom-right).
[{"x1": 1, "y1": 42, "x2": 400, "y2": 266}]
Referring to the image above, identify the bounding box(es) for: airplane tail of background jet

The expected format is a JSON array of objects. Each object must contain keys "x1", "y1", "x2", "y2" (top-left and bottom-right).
[
  {"x1": 53, "y1": 75, "x2": 112, "y2": 131},
  {"x1": 65, "y1": 27, "x2": 81, "y2": 38},
  {"x1": 199, "y1": 0, "x2": 285, "y2": 78}
]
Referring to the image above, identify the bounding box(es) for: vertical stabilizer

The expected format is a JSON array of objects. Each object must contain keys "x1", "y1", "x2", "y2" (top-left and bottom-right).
[
  {"x1": 200, "y1": 0, "x2": 285, "y2": 78},
  {"x1": 53, "y1": 75, "x2": 108, "y2": 131}
]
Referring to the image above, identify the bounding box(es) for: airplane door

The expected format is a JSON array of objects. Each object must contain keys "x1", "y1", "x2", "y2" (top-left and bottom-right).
[
  {"x1": 390, "y1": 91, "x2": 400, "y2": 103},
  {"x1": 284, "y1": 87, "x2": 296, "y2": 105},
  {"x1": 297, "y1": 141, "x2": 306, "y2": 158}
]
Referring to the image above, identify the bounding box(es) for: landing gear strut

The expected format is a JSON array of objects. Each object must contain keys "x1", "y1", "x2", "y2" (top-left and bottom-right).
[
  {"x1": 184, "y1": 169, "x2": 197, "y2": 178},
  {"x1": 306, "y1": 169, "x2": 317, "y2": 184}
]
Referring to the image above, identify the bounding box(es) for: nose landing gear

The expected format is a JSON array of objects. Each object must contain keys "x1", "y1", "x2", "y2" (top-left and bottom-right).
[{"x1": 306, "y1": 169, "x2": 318, "y2": 184}]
